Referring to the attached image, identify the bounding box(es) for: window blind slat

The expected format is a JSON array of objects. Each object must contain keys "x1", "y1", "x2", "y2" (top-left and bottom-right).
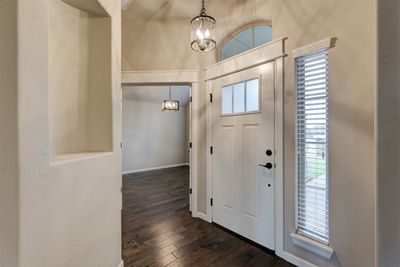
[
  {"x1": 296, "y1": 77, "x2": 329, "y2": 86},
  {"x1": 297, "y1": 81, "x2": 329, "y2": 89},
  {"x1": 296, "y1": 66, "x2": 328, "y2": 76},
  {"x1": 296, "y1": 48, "x2": 329, "y2": 244}
]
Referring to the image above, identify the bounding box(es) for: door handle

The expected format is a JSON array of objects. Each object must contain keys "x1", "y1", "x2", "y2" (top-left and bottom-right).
[{"x1": 258, "y1": 163, "x2": 273, "y2": 169}]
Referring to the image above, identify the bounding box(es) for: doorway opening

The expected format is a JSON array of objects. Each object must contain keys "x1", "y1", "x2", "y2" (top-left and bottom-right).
[
  {"x1": 121, "y1": 84, "x2": 196, "y2": 265},
  {"x1": 121, "y1": 84, "x2": 193, "y2": 210}
]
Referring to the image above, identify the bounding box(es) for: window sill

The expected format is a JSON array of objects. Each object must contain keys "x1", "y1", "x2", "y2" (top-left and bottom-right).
[{"x1": 290, "y1": 232, "x2": 334, "y2": 260}]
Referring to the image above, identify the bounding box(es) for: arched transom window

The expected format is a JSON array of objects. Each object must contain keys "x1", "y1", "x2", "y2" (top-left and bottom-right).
[{"x1": 219, "y1": 21, "x2": 272, "y2": 61}]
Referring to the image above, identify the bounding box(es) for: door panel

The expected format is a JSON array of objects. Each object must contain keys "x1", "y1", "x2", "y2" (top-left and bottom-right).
[
  {"x1": 242, "y1": 125, "x2": 260, "y2": 218},
  {"x1": 211, "y1": 62, "x2": 275, "y2": 250},
  {"x1": 221, "y1": 126, "x2": 234, "y2": 210},
  {"x1": 213, "y1": 122, "x2": 239, "y2": 232}
]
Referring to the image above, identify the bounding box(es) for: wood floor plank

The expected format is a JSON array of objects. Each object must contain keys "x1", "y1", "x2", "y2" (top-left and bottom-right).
[{"x1": 122, "y1": 166, "x2": 294, "y2": 267}]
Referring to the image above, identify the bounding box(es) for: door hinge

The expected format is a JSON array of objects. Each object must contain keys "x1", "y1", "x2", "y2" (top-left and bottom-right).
[
  {"x1": 210, "y1": 146, "x2": 213, "y2": 154},
  {"x1": 189, "y1": 142, "x2": 192, "y2": 149},
  {"x1": 120, "y1": 142, "x2": 123, "y2": 148},
  {"x1": 189, "y1": 188, "x2": 192, "y2": 194},
  {"x1": 209, "y1": 93, "x2": 213, "y2": 103},
  {"x1": 210, "y1": 198, "x2": 213, "y2": 206},
  {"x1": 190, "y1": 96, "x2": 192, "y2": 102}
]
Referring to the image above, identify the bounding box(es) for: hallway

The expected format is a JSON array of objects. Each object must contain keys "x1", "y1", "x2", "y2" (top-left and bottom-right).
[{"x1": 122, "y1": 166, "x2": 294, "y2": 267}]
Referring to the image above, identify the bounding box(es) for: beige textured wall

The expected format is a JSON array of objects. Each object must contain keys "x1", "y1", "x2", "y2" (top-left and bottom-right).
[
  {"x1": 270, "y1": 2, "x2": 375, "y2": 267},
  {"x1": 17, "y1": 0, "x2": 122, "y2": 266},
  {"x1": 377, "y1": 1, "x2": 400, "y2": 266},
  {"x1": 122, "y1": 17, "x2": 199, "y2": 71},
  {"x1": 122, "y1": 0, "x2": 376, "y2": 266},
  {"x1": 0, "y1": 1, "x2": 18, "y2": 266},
  {"x1": 87, "y1": 15, "x2": 113, "y2": 152},
  {"x1": 49, "y1": 0, "x2": 112, "y2": 157},
  {"x1": 49, "y1": 0, "x2": 90, "y2": 155}
]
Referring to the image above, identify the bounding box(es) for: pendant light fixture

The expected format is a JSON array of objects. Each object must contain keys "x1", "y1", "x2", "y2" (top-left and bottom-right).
[
  {"x1": 162, "y1": 86, "x2": 179, "y2": 111},
  {"x1": 190, "y1": 0, "x2": 216, "y2": 52}
]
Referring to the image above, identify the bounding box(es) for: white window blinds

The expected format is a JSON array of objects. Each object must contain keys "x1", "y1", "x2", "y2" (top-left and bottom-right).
[{"x1": 295, "y1": 49, "x2": 329, "y2": 244}]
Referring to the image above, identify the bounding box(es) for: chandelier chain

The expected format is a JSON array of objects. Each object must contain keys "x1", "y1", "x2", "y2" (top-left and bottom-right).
[{"x1": 200, "y1": 0, "x2": 206, "y2": 15}]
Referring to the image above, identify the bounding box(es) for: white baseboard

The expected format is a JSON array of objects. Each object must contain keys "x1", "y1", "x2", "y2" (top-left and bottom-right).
[
  {"x1": 196, "y1": 211, "x2": 211, "y2": 223},
  {"x1": 122, "y1": 163, "x2": 189, "y2": 175},
  {"x1": 278, "y1": 251, "x2": 319, "y2": 267},
  {"x1": 117, "y1": 259, "x2": 124, "y2": 267}
]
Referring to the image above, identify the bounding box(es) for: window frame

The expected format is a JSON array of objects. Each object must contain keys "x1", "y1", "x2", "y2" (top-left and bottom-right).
[
  {"x1": 217, "y1": 20, "x2": 272, "y2": 62},
  {"x1": 295, "y1": 48, "x2": 330, "y2": 244},
  {"x1": 292, "y1": 37, "x2": 335, "y2": 260},
  {"x1": 220, "y1": 77, "x2": 261, "y2": 117}
]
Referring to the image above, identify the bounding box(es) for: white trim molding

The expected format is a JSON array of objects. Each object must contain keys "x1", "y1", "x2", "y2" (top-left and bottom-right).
[
  {"x1": 117, "y1": 259, "x2": 124, "y2": 267},
  {"x1": 290, "y1": 233, "x2": 334, "y2": 260},
  {"x1": 205, "y1": 37, "x2": 287, "y2": 255},
  {"x1": 205, "y1": 79, "x2": 213, "y2": 223},
  {"x1": 205, "y1": 38, "x2": 287, "y2": 81},
  {"x1": 122, "y1": 163, "x2": 189, "y2": 175},
  {"x1": 292, "y1": 37, "x2": 336, "y2": 58},
  {"x1": 195, "y1": 211, "x2": 211, "y2": 223},
  {"x1": 190, "y1": 82, "x2": 199, "y2": 218},
  {"x1": 274, "y1": 57, "x2": 285, "y2": 256},
  {"x1": 280, "y1": 251, "x2": 320, "y2": 267},
  {"x1": 122, "y1": 70, "x2": 199, "y2": 84}
]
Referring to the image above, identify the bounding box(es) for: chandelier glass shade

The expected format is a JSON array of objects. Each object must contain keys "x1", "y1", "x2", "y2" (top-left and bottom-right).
[
  {"x1": 190, "y1": 0, "x2": 216, "y2": 52},
  {"x1": 162, "y1": 86, "x2": 179, "y2": 111}
]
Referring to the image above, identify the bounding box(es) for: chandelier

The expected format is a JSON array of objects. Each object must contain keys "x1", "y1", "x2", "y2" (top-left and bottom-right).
[
  {"x1": 162, "y1": 86, "x2": 179, "y2": 111},
  {"x1": 190, "y1": 0, "x2": 216, "y2": 52}
]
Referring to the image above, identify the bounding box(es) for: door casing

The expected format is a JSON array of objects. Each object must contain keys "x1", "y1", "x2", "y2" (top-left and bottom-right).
[{"x1": 205, "y1": 39, "x2": 286, "y2": 253}]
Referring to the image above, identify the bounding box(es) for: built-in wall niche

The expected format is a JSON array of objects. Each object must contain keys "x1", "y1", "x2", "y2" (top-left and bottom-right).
[{"x1": 49, "y1": 0, "x2": 112, "y2": 162}]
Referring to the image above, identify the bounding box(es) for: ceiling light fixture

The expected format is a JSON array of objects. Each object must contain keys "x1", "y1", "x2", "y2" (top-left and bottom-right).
[
  {"x1": 162, "y1": 86, "x2": 179, "y2": 111},
  {"x1": 190, "y1": 0, "x2": 216, "y2": 52}
]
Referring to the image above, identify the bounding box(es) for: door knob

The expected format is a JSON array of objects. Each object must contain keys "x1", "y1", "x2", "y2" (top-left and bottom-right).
[{"x1": 258, "y1": 163, "x2": 273, "y2": 169}]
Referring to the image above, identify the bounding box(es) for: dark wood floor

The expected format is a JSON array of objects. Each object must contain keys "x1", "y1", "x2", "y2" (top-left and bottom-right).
[{"x1": 122, "y1": 166, "x2": 294, "y2": 267}]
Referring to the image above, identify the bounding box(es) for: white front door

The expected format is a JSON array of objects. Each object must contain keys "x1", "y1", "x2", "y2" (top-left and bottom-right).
[{"x1": 210, "y1": 62, "x2": 275, "y2": 249}]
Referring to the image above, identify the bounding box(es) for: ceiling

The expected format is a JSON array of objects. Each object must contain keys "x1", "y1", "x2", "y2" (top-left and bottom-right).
[
  {"x1": 123, "y1": 85, "x2": 191, "y2": 106},
  {"x1": 61, "y1": 0, "x2": 108, "y2": 16},
  {"x1": 121, "y1": 0, "x2": 237, "y2": 20}
]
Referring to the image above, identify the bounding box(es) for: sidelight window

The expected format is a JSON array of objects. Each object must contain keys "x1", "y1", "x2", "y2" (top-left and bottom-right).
[{"x1": 295, "y1": 48, "x2": 330, "y2": 244}]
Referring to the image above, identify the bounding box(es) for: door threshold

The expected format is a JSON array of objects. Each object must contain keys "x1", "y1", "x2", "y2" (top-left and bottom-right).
[{"x1": 211, "y1": 222, "x2": 275, "y2": 256}]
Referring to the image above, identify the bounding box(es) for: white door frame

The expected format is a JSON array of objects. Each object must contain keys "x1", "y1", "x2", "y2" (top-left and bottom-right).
[
  {"x1": 121, "y1": 70, "x2": 199, "y2": 215},
  {"x1": 204, "y1": 38, "x2": 287, "y2": 254}
]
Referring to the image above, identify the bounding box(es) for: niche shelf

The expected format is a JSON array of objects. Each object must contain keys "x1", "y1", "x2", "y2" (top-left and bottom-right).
[{"x1": 48, "y1": 0, "x2": 112, "y2": 163}]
